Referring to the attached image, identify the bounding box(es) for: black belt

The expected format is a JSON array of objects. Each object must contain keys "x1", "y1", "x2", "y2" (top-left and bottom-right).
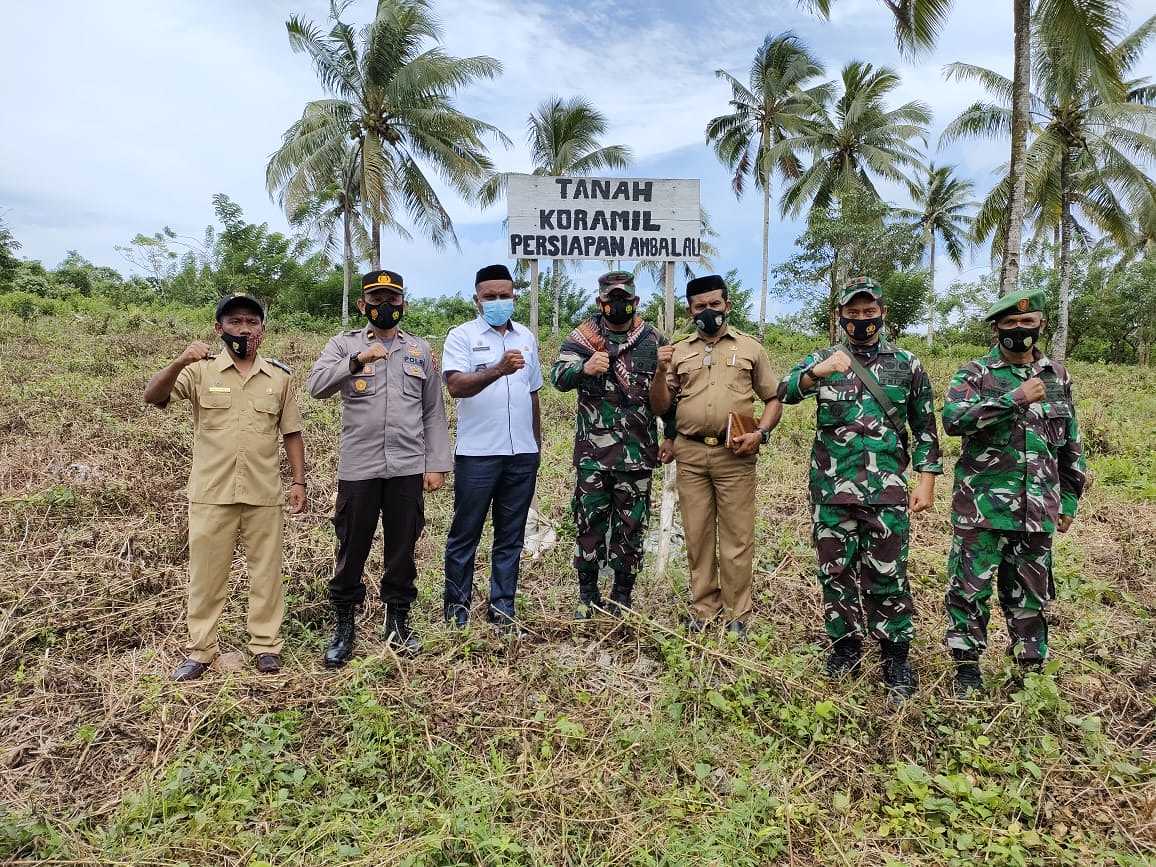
[{"x1": 680, "y1": 431, "x2": 727, "y2": 447}]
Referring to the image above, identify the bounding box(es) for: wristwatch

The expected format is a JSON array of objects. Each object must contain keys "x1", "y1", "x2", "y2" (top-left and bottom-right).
[
  {"x1": 760, "y1": 429, "x2": 770, "y2": 445},
  {"x1": 349, "y1": 353, "x2": 365, "y2": 374}
]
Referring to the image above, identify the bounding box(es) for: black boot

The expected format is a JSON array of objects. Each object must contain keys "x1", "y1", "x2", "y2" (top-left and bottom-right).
[
  {"x1": 952, "y1": 649, "x2": 983, "y2": 698},
  {"x1": 826, "y1": 637, "x2": 863, "y2": 678},
  {"x1": 323, "y1": 603, "x2": 356, "y2": 669},
  {"x1": 574, "y1": 569, "x2": 601, "y2": 621},
  {"x1": 384, "y1": 603, "x2": 421, "y2": 657},
  {"x1": 880, "y1": 639, "x2": 917, "y2": 701},
  {"x1": 607, "y1": 571, "x2": 635, "y2": 615}
]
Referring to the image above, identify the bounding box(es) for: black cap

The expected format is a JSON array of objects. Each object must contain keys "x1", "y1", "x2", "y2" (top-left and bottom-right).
[
  {"x1": 215, "y1": 292, "x2": 265, "y2": 321},
  {"x1": 362, "y1": 269, "x2": 405, "y2": 294},
  {"x1": 686, "y1": 274, "x2": 726, "y2": 300},
  {"x1": 475, "y1": 264, "x2": 513, "y2": 285}
]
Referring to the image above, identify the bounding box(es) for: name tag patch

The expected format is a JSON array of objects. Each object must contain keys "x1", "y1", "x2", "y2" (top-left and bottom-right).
[
  {"x1": 208, "y1": 386, "x2": 231, "y2": 393},
  {"x1": 403, "y1": 363, "x2": 424, "y2": 377}
]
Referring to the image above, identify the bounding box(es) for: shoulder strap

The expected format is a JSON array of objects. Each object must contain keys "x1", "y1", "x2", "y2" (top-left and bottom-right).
[{"x1": 844, "y1": 352, "x2": 907, "y2": 442}]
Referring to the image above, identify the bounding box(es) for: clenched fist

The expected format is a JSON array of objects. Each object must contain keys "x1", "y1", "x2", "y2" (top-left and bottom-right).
[
  {"x1": 496, "y1": 350, "x2": 526, "y2": 376},
  {"x1": 178, "y1": 341, "x2": 213, "y2": 366},
  {"x1": 656, "y1": 344, "x2": 675, "y2": 372},
  {"x1": 1015, "y1": 377, "x2": 1046, "y2": 405},
  {"x1": 658, "y1": 438, "x2": 676, "y2": 464},
  {"x1": 357, "y1": 342, "x2": 391, "y2": 365},
  {"x1": 584, "y1": 351, "x2": 610, "y2": 376},
  {"x1": 810, "y1": 350, "x2": 852, "y2": 380}
]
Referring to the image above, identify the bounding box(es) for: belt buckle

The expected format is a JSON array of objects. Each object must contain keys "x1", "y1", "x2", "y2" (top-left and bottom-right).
[{"x1": 703, "y1": 435, "x2": 719, "y2": 447}]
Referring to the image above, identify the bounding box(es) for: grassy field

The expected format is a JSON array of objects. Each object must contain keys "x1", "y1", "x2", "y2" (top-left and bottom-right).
[{"x1": 0, "y1": 311, "x2": 1153, "y2": 866}]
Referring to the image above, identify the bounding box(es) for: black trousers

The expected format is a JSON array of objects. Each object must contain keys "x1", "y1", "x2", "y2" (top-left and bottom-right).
[{"x1": 330, "y1": 475, "x2": 424, "y2": 607}]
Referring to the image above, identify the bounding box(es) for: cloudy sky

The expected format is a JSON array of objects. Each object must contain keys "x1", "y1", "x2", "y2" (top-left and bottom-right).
[{"x1": 3, "y1": 0, "x2": 1155, "y2": 315}]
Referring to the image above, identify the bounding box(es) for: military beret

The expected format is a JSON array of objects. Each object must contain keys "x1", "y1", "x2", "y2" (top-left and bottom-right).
[
  {"x1": 985, "y1": 288, "x2": 1046, "y2": 322},
  {"x1": 686, "y1": 274, "x2": 726, "y2": 299},
  {"x1": 215, "y1": 292, "x2": 265, "y2": 321},
  {"x1": 362, "y1": 269, "x2": 405, "y2": 294},
  {"x1": 475, "y1": 264, "x2": 513, "y2": 285},
  {"x1": 837, "y1": 276, "x2": 883, "y2": 307},
  {"x1": 597, "y1": 270, "x2": 635, "y2": 299}
]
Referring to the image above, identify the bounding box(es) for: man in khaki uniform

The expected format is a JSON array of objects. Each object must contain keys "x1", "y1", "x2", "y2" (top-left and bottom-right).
[
  {"x1": 144, "y1": 292, "x2": 307, "y2": 682},
  {"x1": 308, "y1": 269, "x2": 452, "y2": 666},
  {"x1": 650, "y1": 274, "x2": 782, "y2": 636}
]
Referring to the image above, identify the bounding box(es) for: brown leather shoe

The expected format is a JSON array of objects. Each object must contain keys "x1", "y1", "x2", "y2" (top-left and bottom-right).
[
  {"x1": 171, "y1": 659, "x2": 209, "y2": 682},
  {"x1": 255, "y1": 653, "x2": 282, "y2": 674}
]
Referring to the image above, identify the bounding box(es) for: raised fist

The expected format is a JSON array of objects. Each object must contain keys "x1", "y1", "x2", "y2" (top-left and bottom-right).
[{"x1": 584, "y1": 351, "x2": 610, "y2": 376}]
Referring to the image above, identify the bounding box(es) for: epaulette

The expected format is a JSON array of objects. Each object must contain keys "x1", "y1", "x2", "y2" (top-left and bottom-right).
[
  {"x1": 266, "y1": 358, "x2": 292, "y2": 374},
  {"x1": 671, "y1": 330, "x2": 696, "y2": 343}
]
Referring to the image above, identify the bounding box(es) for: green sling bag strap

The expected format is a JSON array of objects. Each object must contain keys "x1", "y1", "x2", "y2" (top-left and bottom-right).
[{"x1": 841, "y1": 350, "x2": 909, "y2": 449}]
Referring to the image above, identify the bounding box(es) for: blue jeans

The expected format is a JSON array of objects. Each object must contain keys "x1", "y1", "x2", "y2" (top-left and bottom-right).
[{"x1": 444, "y1": 453, "x2": 539, "y2": 620}]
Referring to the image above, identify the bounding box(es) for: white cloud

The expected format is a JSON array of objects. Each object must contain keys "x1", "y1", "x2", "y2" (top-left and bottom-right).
[{"x1": 3, "y1": 0, "x2": 1155, "y2": 308}]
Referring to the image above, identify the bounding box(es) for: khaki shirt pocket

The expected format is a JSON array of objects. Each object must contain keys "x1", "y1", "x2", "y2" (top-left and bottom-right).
[
  {"x1": 674, "y1": 353, "x2": 705, "y2": 397},
  {"x1": 250, "y1": 397, "x2": 280, "y2": 434},
  {"x1": 198, "y1": 391, "x2": 233, "y2": 429},
  {"x1": 726, "y1": 356, "x2": 754, "y2": 392}
]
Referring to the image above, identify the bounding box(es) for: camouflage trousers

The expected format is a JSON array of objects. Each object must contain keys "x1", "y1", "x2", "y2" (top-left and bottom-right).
[
  {"x1": 572, "y1": 467, "x2": 654, "y2": 575},
  {"x1": 946, "y1": 528, "x2": 1052, "y2": 663},
  {"x1": 812, "y1": 503, "x2": 914, "y2": 643}
]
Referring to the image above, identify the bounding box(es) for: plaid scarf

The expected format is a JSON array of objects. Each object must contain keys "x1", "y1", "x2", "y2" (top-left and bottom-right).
[{"x1": 562, "y1": 316, "x2": 650, "y2": 402}]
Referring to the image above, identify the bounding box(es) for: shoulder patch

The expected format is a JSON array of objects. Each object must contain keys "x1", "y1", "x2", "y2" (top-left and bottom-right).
[{"x1": 266, "y1": 358, "x2": 292, "y2": 374}]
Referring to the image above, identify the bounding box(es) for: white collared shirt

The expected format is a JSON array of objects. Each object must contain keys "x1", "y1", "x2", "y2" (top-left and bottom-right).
[{"x1": 442, "y1": 316, "x2": 542, "y2": 456}]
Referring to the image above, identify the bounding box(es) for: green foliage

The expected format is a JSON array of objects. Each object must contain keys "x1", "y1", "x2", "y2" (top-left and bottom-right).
[{"x1": 0, "y1": 218, "x2": 24, "y2": 289}]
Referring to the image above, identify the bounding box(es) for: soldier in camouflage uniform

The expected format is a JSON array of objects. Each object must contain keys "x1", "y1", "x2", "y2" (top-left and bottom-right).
[
  {"x1": 942, "y1": 288, "x2": 1086, "y2": 696},
  {"x1": 780, "y1": 277, "x2": 942, "y2": 700},
  {"x1": 552, "y1": 271, "x2": 667, "y2": 618}
]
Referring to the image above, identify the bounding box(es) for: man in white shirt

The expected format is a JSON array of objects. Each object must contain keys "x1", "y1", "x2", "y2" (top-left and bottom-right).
[{"x1": 442, "y1": 264, "x2": 543, "y2": 629}]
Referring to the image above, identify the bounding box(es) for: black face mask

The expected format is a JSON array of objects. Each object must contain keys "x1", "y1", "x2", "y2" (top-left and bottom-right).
[
  {"x1": 601, "y1": 298, "x2": 636, "y2": 326},
  {"x1": 840, "y1": 315, "x2": 884, "y2": 343},
  {"x1": 694, "y1": 308, "x2": 725, "y2": 335},
  {"x1": 997, "y1": 325, "x2": 1041, "y2": 354},
  {"x1": 221, "y1": 331, "x2": 252, "y2": 359},
  {"x1": 365, "y1": 301, "x2": 404, "y2": 329}
]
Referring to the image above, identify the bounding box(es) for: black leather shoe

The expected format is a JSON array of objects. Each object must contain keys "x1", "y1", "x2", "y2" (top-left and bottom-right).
[
  {"x1": 726, "y1": 621, "x2": 748, "y2": 641},
  {"x1": 445, "y1": 604, "x2": 470, "y2": 629},
  {"x1": 952, "y1": 649, "x2": 983, "y2": 697},
  {"x1": 575, "y1": 571, "x2": 601, "y2": 621},
  {"x1": 681, "y1": 615, "x2": 707, "y2": 634},
  {"x1": 255, "y1": 653, "x2": 281, "y2": 674},
  {"x1": 606, "y1": 571, "x2": 635, "y2": 616},
  {"x1": 826, "y1": 638, "x2": 863, "y2": 678},
  {"x1": 171, "y1": 659, "x2": 209, "y2": 682},
  {"x1": 384, "y1": 603, "x2": 422, "y2": 657},
  {"x1": 324, "y1": 604, "x2": 357, "y2": 669}
]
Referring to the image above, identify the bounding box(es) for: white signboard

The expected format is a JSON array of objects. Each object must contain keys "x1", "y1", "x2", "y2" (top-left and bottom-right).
[{"x1": 506, "y1": 175, "x2": 701, "y2": 261}]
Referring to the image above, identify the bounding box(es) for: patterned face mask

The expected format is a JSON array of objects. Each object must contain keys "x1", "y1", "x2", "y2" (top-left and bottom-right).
[
  {"x1": 693, "y1": 309, "x2": 725, "y2": 335},
  {"x1": 840, "y1": 315, "x2": 883, "y2": 343},
  {"x1": 221, "y1": 330, "x2": 262, "y2": 359},
  {"x1": 601, "y1": 297, "x2": 635, "y2": 326},
  {"x1": 997, "y1": 325, "x2": 1040, "y2": 353},
  {"x1": 366, "y1": 301, "x2": 404, "y2": 329}
]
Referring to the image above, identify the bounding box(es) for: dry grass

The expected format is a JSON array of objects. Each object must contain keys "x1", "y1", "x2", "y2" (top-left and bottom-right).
[{"x1": 0, "y1": 315, "x2": 1153, "y2": 865}]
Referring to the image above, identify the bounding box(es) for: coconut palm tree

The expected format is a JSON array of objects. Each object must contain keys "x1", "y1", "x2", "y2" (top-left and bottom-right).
[
  {"x1": 781, "y1": 62, "x2": 930, "y2": 217},
  {"x1": 800, "y1": 0, "x2": 956, "y2": 56},
  {"x1": 705, "y1": 32, "x2": 829, "y2": 337},
  {"x1": 267, "y1": 0, "x2": 507, "y2": 320},
  {"x1": 905, "y1": 163, "x2": 976, "y2": 346},
  {"x1": 479, "y1": 96, "x2": 632, "y2": 335},
  {"x1": 943, "y1": 12, "x2": 1154, "y2": 359}
]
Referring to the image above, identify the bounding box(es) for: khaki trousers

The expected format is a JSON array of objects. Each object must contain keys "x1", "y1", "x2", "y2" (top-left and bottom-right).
[
  {"x1": 186, "y1": 502, "x2": 285, "y2": 663},
  {"x1": 674, "y1": 436, "x2": 758, "y2": 622}
]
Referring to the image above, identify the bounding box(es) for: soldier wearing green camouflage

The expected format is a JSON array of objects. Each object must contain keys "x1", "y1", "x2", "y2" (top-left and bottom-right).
[
  {"x1": 942, "y1": 288, "x2": 1086, "y2": 696},
  {"x1": 780, "y1": 277, "x2": 942, "y2": 700},
  {"x1": 551, "y1": 271, "x2": 668, "y2": 617}
]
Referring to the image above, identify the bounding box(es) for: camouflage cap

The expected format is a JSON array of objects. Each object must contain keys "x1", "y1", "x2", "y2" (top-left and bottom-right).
[
  {"x1": 985, "y1": 288, "x2": 1046, "y2": 322},
  {"x1": 837, "y1": 276, "x2": 883, "y2": 307},
  {"x1": 597, "y1": 270, "x2": 636, "y2": 300}
]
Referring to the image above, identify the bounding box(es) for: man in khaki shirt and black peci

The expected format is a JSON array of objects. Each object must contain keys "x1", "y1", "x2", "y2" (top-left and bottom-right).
[
  {"x1": 307, "y1": 269, "x2": 452, "y2": 667},
  {"x1": 650, "y1": 274, "x2": 782, "y2": 637},
  {"x1": 144, "y1": 292, "x2": 307, "y2": 682}
]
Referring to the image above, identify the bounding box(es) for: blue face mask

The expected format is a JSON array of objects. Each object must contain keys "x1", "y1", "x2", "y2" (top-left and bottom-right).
[{"x1": 481, "y1": 298, "x2": 515, "y2": 327}]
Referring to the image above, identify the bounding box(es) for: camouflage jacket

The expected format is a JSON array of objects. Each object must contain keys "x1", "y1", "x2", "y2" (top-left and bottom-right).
[
  {"x1": 942, "y1": 347, "x2": 1086, "y2": 533},
  {"x1": 551, "y1": 317, "x2": 667, "y2": 472},
  {"x1": 780, "y1": 340, "x2": 943, "y2": 506}
]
